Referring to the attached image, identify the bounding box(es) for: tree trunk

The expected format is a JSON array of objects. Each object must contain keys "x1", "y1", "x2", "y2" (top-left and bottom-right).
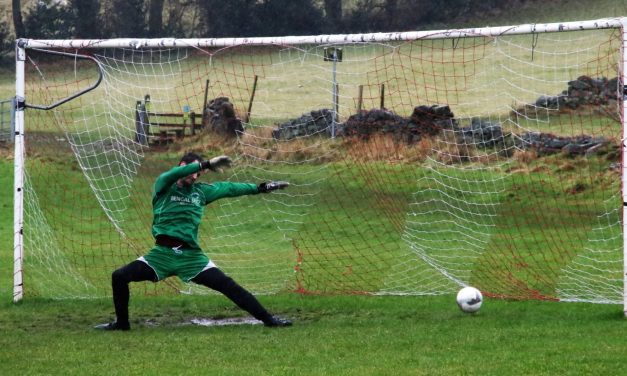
[
  {"x1": 385, "y1": 0, "x2": 397, "y2": 18},
  {"x1": 72, "y1": 0, "x2": 100, "y2": 38},
  {"x1": 12, "y1": 0, "x2": 25, "y2": 38},
  {"x1": 148, "y1": 0, "x2": 165, "y2": 37},
  {"x1": 324, "y1": 0, "x2": 342, "y2": 25}
]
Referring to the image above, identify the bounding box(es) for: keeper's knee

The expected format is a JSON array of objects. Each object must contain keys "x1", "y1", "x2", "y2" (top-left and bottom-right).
[{"x1": 112, "y1": 266, "x2": 130, "y2": 284}]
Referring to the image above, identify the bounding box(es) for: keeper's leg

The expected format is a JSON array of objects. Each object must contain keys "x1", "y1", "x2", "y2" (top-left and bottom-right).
[
  {"x1": 95, "y1": 260, "x2": 157, "y2": 331},
  {"x1": 191, "y1": 267, "x2": 291, "y2": 327}
]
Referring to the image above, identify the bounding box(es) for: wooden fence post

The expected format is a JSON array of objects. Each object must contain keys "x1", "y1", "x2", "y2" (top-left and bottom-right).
[
  {"x1": 245, "y1": 75, "x2": 259, "y2": 123},
  {"x1": 380, "y1": 84, "x2": 385, "y2": 109},
  {"x1": 357, "y1": 85, "x2": 363, "y2": 112}
]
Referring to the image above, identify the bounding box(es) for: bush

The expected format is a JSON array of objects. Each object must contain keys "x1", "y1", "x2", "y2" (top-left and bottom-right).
[
  {"x1": 23, "y1": 0, "x2": 75, "y2": 39},
  {"x1": 0, "y1": 12, "x2": 13, "y2": 65}
]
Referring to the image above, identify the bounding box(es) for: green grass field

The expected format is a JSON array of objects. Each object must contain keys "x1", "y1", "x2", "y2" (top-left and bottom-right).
[
  {"x1": 0, "y1": 294, "x2": 625, "y2": 375},
  {"x1": 1, "y1": 134, "x2": 627, "y2": 375}
]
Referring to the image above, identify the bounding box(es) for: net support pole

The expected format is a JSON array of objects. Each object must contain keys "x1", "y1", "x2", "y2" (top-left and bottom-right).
[{"x1": 13, "y1": 42, "x2": 25, "y2": 302}]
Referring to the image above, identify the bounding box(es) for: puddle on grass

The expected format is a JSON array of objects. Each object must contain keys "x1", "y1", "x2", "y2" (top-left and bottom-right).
[{"x1": 190, "y1": 317, "x2": 263, "y2": 327}]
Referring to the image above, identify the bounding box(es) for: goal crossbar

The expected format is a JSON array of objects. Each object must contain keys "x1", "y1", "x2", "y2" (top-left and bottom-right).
[{"x1": 18, "y1": 18, "x2": 625, "y2": 49}]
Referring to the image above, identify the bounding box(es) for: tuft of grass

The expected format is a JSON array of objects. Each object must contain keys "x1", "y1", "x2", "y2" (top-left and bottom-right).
[
  {"x1": 343, "y1": 133, "x2": 433, "y2": 163},
  {"x1": 513, "y1": 149, "x2": 538, "y2": 166},
  {"x1": 434, "y1": 131, "x2": 476, "y2": 164},
  {"x1": 237, "y1": 126, "x2": 342, "y2": 163}
]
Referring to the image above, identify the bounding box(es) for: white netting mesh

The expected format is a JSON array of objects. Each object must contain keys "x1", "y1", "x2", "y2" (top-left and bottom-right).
[{"x1": 18, "y1": 25, "x2": 624, "y2": 303}]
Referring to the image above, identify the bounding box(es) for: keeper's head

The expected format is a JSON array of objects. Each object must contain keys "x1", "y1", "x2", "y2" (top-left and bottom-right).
[
  {"x1": 179, "y1": 152, "x2": 203, "y2": 166},
  {"x1": 177, "y1": 152, "x2": 203, "y2": 187}
]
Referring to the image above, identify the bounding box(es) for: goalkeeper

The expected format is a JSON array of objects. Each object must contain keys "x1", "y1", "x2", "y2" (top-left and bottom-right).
[{"x1": 95, "y1": 152, "x2": 292, "y2": 330}]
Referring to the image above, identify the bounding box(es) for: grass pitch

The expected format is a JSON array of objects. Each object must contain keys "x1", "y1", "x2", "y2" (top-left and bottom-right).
[
  {"x1": 0, "y1": 294, "x2": 625, "y2": 375},
  {"x1": 1, "y1": 154, "x2": 625, "y2": 375}
]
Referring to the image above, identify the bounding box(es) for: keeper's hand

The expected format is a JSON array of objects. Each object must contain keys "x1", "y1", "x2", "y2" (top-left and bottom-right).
[
  {"x1": 258, "y1": 181, "x2": 290, "y2": 193},
  {"x1": 200, "y1": 155, "x2": 232, "y2": 172}
]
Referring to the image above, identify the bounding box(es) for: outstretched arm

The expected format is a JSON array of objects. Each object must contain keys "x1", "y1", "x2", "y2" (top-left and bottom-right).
[
  {"x1": 153, "y1": 155, "x2": 232, "y2": 197},
  {"x1": 200, "y1": 181, "x2": 260, "y2": 203},
  {"x1": 200, "y1": 181, "x2": 290, "y2": 203},
  {"x1": 154, "y1": 163, "x2": 202, "y2": 196}
]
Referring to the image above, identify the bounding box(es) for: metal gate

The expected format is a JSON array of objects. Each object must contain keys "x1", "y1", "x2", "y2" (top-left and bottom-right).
[{"x1": 0, "y1": 98, "x2": 14, "y2": 142}]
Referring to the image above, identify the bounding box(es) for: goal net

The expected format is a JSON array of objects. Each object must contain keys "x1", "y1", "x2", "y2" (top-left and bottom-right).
[{"x1": 14, "y1": 18, "x2": 626, "y2": 306}]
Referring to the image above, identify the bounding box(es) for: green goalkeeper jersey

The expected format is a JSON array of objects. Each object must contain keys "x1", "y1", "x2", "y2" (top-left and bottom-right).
[{"x1": 151, "y1": 162, "x2": 260, "y2": 250}]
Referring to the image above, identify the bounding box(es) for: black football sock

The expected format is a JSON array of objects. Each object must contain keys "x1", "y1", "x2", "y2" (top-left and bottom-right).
[
  {"x1": 111, "y1": 260, "x2": 157, "y2": 326},
  {"x1": 192, "y1": 268, "x2": 274, "y2": 323}
]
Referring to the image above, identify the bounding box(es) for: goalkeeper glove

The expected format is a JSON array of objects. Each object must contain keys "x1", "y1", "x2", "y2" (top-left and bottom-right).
[
  {"x1": 200, "y1": 155, "x2": 232, "y2": 172},
  {"x1": 258, "y1": 181, "x2": 290, "y2": 193}
]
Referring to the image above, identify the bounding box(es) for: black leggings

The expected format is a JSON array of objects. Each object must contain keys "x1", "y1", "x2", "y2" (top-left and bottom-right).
[{"x1": 111, "y1": 260, "x2": 272, "y2": 325}]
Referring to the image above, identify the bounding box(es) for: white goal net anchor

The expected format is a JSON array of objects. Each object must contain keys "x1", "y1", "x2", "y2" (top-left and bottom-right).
[{"x1": 13, "y1": 18, "x2": 627, "y2": 316}]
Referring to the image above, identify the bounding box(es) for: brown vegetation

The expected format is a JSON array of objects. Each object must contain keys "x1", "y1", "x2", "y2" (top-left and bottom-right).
[{"x1": 344, "y1": 133, "x2": 433, "y2": 163}]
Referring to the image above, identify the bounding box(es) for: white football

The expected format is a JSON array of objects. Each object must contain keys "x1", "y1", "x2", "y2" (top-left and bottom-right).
[{"x1": 456, "y1": 286, "x2": 483, "y2": 313}]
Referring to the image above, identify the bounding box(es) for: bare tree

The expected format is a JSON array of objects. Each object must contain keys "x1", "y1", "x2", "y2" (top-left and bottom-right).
[
  {"x1": 195, "y1": 0, "x2": 256, "y2": 37},
  {"x1": 12, "y1": 0, "x2": 25, "y2": 37},
  {"x1": 70, "y1": 0, "x2": 101, "y2": 38},
  {"x1": 148, "y1": 0, "x2": 165, "y2": 36},
  {"x1": 164, "y1": 0, "x2": 199, "y2": 37},
  {"x1": 324, "y1": 0, "x2": 342, "y2": 27},
  {"x1": 385, "y1": 0, "x2": 397, "y2": 18},
  {"x1": 108, "y1": 0, "x2": 147, "y2": 37}
]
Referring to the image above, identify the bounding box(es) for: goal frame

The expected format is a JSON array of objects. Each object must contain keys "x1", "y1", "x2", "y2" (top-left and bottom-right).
[{"x1": 13, "y1": 18, "x2": 627, "y2": 315}]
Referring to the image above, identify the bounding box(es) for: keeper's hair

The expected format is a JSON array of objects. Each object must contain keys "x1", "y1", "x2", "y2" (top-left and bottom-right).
[{"x1": 179, "y1": 152, "x2": 203, "y2": 166}]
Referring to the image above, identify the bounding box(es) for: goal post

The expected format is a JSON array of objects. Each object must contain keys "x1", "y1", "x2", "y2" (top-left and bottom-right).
[
  {"x1": 13, "y1": 43, "x2": 25, "y2": 302},
  {"x1": 13, "y1": 18, "x2": 627, "y2": 314}
]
